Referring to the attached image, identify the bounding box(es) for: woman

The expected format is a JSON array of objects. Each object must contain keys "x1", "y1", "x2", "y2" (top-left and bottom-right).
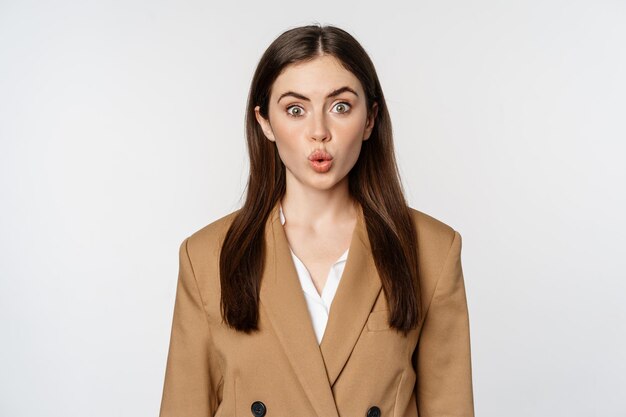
[{"x1": 159, "y1": 24, "x2": 474, "y2": 417}]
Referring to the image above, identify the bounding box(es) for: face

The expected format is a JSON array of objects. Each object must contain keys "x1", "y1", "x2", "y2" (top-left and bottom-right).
[{"x1": 254, "y1": 54, "x2": 378, "y2": 193}]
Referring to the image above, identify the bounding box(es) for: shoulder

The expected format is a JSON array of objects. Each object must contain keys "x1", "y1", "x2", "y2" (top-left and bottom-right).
[
  {"x1": 408, "y1": 206, "x2": 458, "y2": 250},
  {"x1": 175, "y1": 208, "x2": 242, "y2": 309},
  {"x1": 407, "y1": 206, "x2": 461, "y2": 288},
  {"x1": 183, "y1": 208, "x2": 242, "y2": 264}
]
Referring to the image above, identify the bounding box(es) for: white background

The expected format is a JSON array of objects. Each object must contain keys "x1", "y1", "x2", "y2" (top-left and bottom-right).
[{"x1": 1, "y1": 1, "x2": 625, "y2": 416}]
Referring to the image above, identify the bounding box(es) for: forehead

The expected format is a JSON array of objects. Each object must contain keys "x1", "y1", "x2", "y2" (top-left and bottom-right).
[{"x1": 271, "y1": 55, "x2": 364, "y2": 98}]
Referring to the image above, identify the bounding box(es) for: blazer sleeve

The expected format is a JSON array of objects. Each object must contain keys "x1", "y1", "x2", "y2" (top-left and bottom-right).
[
  {"x1": 159, "y1": 237, "x2": 223, "y2": 417},
  {"x1": 414, "y1": 230, "x2": 475, "y2": 417}
]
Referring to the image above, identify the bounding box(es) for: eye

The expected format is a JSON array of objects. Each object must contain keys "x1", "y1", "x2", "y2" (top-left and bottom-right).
[
  {"x1": 332, "y1": 102, "x2": 351, "y2": 114},
  {"x1": 286, "y1": 105, "x2": 304, "y2": 117}
]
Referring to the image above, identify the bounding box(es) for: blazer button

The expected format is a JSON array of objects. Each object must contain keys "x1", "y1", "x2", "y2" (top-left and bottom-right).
[
  {"x1": 251, "y1": 400, "x2": 266, "y2": 417},
  {"x1": 366, "y1": 405, "x2": 381, "y2": 417}
]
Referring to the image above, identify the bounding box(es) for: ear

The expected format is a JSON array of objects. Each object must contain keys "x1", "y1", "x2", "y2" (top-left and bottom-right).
[
  {"x1": 363, "y1": 102, "x2": 378, "y2": 141},
  {"x1": 254, "y1": 105, "x2": 275, "y2": 142}
]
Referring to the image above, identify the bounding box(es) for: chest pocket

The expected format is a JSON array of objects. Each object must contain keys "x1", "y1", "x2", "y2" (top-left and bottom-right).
[{"x1": 366, "y1": 310, "x2": 391, "y2": 331}]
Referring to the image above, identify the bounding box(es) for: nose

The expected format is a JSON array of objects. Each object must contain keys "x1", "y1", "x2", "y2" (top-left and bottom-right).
[{"x1": 308, "y1": 110, "x2": 330, "y2": 142}]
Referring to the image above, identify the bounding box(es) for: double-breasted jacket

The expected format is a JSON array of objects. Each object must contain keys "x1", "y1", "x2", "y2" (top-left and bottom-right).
[{"x1": 159, "y1": 201, "x2": 475, "y2": 417}]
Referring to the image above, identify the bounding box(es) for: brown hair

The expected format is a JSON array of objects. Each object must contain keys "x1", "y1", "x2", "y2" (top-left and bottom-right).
[{"x1": 219, "y1": 23, "x2": 421, "y2": 336}]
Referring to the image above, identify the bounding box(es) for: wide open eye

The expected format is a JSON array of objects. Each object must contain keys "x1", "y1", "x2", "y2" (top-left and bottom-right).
[
  {"x1": 332, "y1": 102, "x2": 351, "y2": 114},
  {"x1": 286, "y1": 105, "x2": 305, "y2": 117}
]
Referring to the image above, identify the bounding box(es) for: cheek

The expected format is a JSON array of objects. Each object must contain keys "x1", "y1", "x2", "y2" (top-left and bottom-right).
[
  {"x1": 267, "y1": 114, "x2": 302, "y2": 162},
  {"x1": 268, "y1": 113, "x2": 304, "y2": 147},
  {"x1": 274, "y1": 122, "x2": 302, "y2": 143},
  {"x1": 272, "y1": 128, "x2": 303, "y2": 169},
  {"x1": 275, "y1": 141, "x2": 300, "y2": 167},
  {"x1": 344, "y1": 140, "x2": 364, "y2": 169},
  {"x1": 335, "y1": 111, "x2": 367, "y2": 139},
  {"x1": 336, "y1": 117, "x2": 367, "y2": 153}
]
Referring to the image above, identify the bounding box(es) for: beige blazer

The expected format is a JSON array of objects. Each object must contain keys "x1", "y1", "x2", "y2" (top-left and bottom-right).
[{"x1": 159, "y1": 201, "x2": 475, "y2": 417}]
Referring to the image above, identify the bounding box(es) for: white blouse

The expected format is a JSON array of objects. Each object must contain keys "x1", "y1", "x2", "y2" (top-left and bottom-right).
[{"x1": 279, "y1": 204, "x2": 349, "y2": 345}]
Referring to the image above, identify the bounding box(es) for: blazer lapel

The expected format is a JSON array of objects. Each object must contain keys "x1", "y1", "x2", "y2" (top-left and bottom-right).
[
  {"x1": 259, "y1": 201, "x2": 340, "y2": 417},
  {"x1": 259, "y1": 200, "x2": 382, "y2": 414},
  {"x1": 319, "y1": 202, "x2": 382, "y2": 387}
]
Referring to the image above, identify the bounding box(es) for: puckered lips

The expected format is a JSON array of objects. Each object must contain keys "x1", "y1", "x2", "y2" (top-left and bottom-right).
[{"x1": 308, "y1": 149, "x2": 333, "y2": 173}]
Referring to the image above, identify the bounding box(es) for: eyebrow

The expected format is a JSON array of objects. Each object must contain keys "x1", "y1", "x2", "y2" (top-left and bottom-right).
[{"x1": 277, "y1": 86, "x2": 359, "y2": 104}]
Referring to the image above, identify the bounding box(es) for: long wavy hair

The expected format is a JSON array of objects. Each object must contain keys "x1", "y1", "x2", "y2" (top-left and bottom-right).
[{"x1": 219, "y1": 24, "x2": 421, "y2": 336}]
